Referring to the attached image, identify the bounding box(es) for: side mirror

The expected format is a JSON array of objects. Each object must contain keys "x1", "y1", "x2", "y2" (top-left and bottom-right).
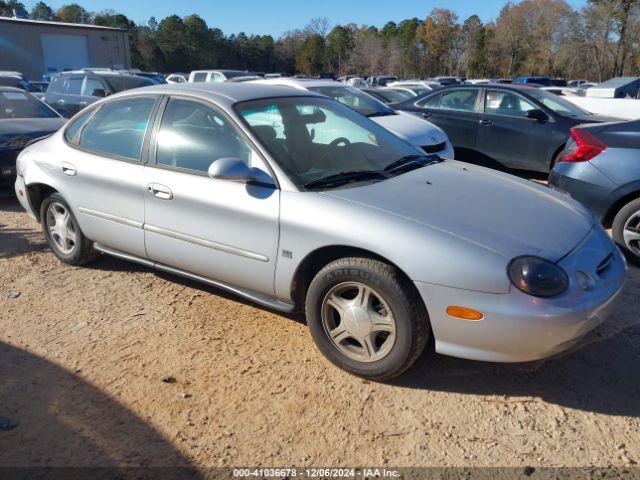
[
  {"x1": 208, "y1": 157, "x2": 275, "y2": 187},
  {"x1": 526, "y1": 109, "x2": 548, "y2": 122},
  {"x1": 91, "y1": 88, "x2": 106, "y2": 98}
]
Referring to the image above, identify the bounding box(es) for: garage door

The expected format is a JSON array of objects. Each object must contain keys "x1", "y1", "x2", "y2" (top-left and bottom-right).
[{"x1": 41, "y1": 33, "x2": 90, "y2": 72}]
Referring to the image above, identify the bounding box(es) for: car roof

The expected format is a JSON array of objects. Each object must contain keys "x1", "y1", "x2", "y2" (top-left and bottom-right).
[
  {"x1": 251, "y1": 78, "x2": 343, "y2": 90},
  {"x1": 436, "y1": 83, "x2": 538, "y2": 92},
  {"x1": 108, "y1": 82, "x2": 323, "y2": 107},
  {"x1": 55, "y1": 70, "x2": 144, "y2": 79}
]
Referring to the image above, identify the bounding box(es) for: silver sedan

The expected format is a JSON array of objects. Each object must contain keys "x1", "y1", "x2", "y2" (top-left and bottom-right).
[{"x1": 15, "y1": 83, "x2": 627, "y2": 380}]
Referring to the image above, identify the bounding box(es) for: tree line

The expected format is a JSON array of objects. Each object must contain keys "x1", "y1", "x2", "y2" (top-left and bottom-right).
[{"x1": 1, "y1": 0, "x2": 638, "y2": 81}]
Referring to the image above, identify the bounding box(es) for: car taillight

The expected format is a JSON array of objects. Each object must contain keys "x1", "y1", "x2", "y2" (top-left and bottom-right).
[{"x1": 561, "y1": 128, "x2": 607, "y2": 162}]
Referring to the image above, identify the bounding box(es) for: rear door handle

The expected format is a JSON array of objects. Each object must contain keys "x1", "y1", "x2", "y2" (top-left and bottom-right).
[
  {"x1": 61, "y1": 162, "x2": 76, "y2": 176},
  {"x1": 479, "y1": 119, "x2": 493, "y2": 126},
  {"x1": 56, "y1": 99, "x2": 65, "y2": 105},
  {"x1": 147, "y1": 183, "x2": 173, "y2": 200}
]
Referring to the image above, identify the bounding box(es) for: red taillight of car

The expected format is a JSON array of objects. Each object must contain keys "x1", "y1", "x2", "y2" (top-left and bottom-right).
[{"x1": 560, "y1": 128, "x2": 607, "y2": 163}]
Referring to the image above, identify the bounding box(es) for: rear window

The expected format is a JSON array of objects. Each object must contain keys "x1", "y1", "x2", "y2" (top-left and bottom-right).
[
  {"x1": 104, "y1": 76, "x2": 153, "y2": 93},
  {"x1": 0, "y1": 91, "x2": 59, "y2": 119}
]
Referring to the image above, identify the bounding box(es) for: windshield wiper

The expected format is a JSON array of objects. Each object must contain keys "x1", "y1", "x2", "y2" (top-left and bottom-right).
[
  {"x1": 383, "y1": 154, "x2": 441, "y2": 173},
  {"x1": 304, "y1": 170, "x2": 389, "y2": 190}
]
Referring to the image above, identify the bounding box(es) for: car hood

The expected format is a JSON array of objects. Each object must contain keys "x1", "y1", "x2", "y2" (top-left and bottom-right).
[
  {"x1": 0, "y1": 118, "x2": 66, "y2": 149},
  {"x1": 323, "y1": 160, "x2": 594, "y2": 261},
  {"x1": 371, "y1": 111, "x2": 448, "y2": 147}
]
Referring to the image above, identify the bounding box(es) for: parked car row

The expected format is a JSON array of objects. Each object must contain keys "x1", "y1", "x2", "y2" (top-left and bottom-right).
[{"x1": 13, "y1": 82, "x2": 628, "y2": 380}]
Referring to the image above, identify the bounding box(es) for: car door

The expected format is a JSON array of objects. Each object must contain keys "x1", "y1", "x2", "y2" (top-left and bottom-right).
[
  {"x1": 413, "y1": 89, "x2": 480, "y2": 159},
  {"x1": 142, "y1": 96, "x2": 280, "y2": 296},
  {"x1": 476, "y1": 89, "x2": 554, "y2": 170},
  {"x1": 59, "y1": 95, "x2": 160, "y2": 258}
]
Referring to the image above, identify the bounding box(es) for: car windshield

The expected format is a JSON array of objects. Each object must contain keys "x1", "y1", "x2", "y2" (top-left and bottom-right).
[
  {"x1": 0, "y1": 90, "x2": 59, "y2": 119},
  {"x1": 236, "y1": 96, "x2": 424, "y2": 188},
  {"x1": 308, "y1": 86, "x2": 393, "y2": 117},
  {"x1": 526, "y1": 89, "x2": 590, "y2": 117},
  {"x1": 104, "y1": 75, "x2": 154, "y2": 92}
]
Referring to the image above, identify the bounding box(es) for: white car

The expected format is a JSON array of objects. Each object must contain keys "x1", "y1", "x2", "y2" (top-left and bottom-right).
[
  {"x1": 165, "y1": 73, "x2": 188, "y2": 84},
  {"x1": 387, "y1": 80, "x2": 441, "y2": 96},
  {"x1": 188, "y1": 70, "x2": 254, "y2": 83},
  {"x1": 251, "y1": 78, "x2": 454, "y2": 159}
]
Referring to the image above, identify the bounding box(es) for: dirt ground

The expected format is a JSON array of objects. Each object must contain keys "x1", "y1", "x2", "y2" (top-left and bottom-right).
[{"x1": 0, "y1": 194, "x2": 639, "y2": 471}]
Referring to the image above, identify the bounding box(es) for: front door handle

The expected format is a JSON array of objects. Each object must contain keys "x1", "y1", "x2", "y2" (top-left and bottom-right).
[
  {"x1": 56, "y1": 99, "x2": 65, "y2": 105},
  {"x1": 61, "y1": 162, "x2": 76, "y2": 176},
  {"x1": 147, "y1": 183, "x2": 173, "y2": 200},
  {"x1": 479, "y1": 119, "x2": 493, "y2": 126},
  {"x1": 420, "y1": 111, "x2": 432, "y2": 119}
]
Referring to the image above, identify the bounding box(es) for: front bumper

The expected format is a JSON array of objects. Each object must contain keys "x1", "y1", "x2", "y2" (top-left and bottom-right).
[{"x1": 415, "y1": 226, "x2": 627, "y2": 362}]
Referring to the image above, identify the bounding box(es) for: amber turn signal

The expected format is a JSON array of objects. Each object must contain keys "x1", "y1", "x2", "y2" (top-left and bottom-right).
[{"x1": 446, "y1": 306, "x2": 484, "y2": 321}]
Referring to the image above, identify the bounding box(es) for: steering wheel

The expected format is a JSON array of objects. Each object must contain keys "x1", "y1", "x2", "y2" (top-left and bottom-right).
[{"x1": 328, "y1": 137, "x2": 351, "y2": 149}]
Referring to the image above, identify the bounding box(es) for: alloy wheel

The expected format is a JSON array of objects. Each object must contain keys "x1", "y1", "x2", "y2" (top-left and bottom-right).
[
  {"x1": 46, "y1": 202, "x2": 78, "y2": 255},
  {"x1": 321, "y1": 282, "x2": 396, "y2": 363},
  {"x1": 623, "y1": 210, "x2": 640, "y2": 257}
]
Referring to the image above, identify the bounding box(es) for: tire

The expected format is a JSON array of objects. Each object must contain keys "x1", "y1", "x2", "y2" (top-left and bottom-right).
[
  {"x1": 612, "y1": 198, "x2": 640, "y2": 267},
  {"x1": 40, "y1": 193, "x2": 98, "y2": 266},
  {"x1": 305, "y1": 257, "x2": 430, "y2": 381}
]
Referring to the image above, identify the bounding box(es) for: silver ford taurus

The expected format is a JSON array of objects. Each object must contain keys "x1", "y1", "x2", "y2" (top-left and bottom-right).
[{"x1": 14, "y1": 83, "x2": 627, "y2": 380}]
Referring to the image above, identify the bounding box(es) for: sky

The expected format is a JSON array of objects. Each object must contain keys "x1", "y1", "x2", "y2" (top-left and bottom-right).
[{"x1": 27, "y1": 0, "x2": 589, "y2": 37}]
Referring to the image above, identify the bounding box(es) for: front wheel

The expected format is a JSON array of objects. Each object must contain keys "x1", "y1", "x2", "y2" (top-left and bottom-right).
[
  {"x1": 305, "y1": 257, "x2": 430, "y2": 381},
  {"x1": 41, "y1": 193, "x2": 98, "y2": 266},
  {"x1": 612, "y1": 198, "x2": 640, "y2": 266}
]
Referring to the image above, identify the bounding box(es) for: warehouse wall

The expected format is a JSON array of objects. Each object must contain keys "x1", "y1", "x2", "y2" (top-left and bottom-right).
[{"x1": 0, "y1": 19, "x2": 131, "y2": 80}]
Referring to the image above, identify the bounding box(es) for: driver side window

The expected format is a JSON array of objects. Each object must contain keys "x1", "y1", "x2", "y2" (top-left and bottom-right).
[{"x1": 155, "y1": 98, "x2": 260, "y2": 173}]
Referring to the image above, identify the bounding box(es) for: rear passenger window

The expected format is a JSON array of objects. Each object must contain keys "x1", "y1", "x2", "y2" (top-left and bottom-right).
[
  {"x1": 79, "y1": 97, "x2": 157, "y2": 161},
  {"x1": 82, "y1": 77, "x2": 104, "y2": 97},
  {"x1": 64, "y1": 108, "x2": 95, "y2": 144},
  {"x1": 155, "y1": 98, "x2": 253, "y2": 172},
  {"x1": 439, "y1": 89, "x2": 479, "y2": 112},
  {"x1": 418, "y1": 93, "x2": 441, "y2": 109},
  {"x1": 65, "y1": 77, "x2": 83, "y2": 95}
]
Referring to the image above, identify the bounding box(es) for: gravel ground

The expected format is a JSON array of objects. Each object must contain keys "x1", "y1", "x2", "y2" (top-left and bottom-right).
[{"x1": 0, "y1": 195, "x2": 639, "y2": 470}]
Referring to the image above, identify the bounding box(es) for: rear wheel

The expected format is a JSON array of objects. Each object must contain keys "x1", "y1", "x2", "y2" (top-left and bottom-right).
[
  {"x1": 612, "y1": 198, "x2": 640, "y2": 266},
  {"x1": 305, "y1": 257, "x2": 430, "y2": 381},
  {"x1": 41, "y1": 193, "x2": 98, "y2": 266}
]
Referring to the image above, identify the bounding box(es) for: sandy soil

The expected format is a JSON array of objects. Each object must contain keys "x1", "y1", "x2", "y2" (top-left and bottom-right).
[{"x1": 0, "y1": 196, "x2": 639, "y2": 470}]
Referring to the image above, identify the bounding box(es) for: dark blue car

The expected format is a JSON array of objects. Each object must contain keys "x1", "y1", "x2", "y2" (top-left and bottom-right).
[
  {"x1": 0, "y1": 87, "x2": 65, "y2": 191},
  {"x1": 550, "y1": 120, "x2": 640, "y2": 265}
]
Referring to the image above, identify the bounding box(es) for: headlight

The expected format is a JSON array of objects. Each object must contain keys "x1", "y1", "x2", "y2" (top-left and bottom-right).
[{"x1": 508, "y1": 256, "x2": 569, "y2": 298}]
